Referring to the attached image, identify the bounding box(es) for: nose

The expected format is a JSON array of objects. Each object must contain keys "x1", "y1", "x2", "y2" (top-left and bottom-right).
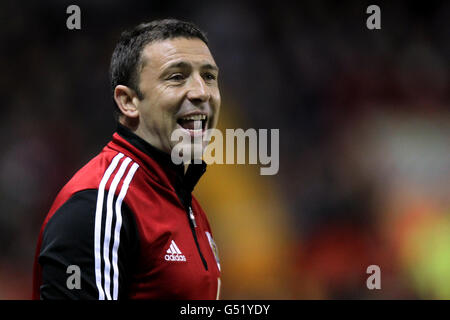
[{"x1": 186, "y1": 74, "x2": 209, "y2": 104}]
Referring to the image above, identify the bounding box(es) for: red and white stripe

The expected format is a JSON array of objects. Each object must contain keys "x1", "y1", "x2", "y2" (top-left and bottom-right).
[{"x1": 94, "y1": 152, "x2": 139, "y2": 300}]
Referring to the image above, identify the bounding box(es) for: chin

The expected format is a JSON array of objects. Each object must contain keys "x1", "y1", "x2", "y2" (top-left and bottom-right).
[{"x1": 170, "y1": 141, "x2": 206, "y2": 165}]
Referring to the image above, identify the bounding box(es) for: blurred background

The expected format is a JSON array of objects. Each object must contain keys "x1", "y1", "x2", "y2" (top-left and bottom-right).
[{"x1": 0, "y1": 0, "x2": 449, "y2": 299}]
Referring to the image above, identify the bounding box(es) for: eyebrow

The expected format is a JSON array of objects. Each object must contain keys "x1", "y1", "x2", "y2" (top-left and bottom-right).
[
  {"x1": 203, "y1": 63, "x2": 219, "y2": 72},
  {"x1": 165, "y1": 61, "x2": 219, "y2": 72}
]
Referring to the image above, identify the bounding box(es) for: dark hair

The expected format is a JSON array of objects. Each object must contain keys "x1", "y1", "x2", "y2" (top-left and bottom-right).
[{"x1": 109, "y1": 18, "x2": 209, "y2": 120}]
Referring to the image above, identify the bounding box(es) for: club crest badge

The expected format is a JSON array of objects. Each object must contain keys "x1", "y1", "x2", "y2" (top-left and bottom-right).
[{"x1": 205, "y1": 231, "x2": 221, "y2": 271}]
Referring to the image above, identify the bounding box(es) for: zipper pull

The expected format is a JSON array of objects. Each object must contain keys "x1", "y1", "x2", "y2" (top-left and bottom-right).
[{"x1": 189, "y1": 206, "x2": 197, "y2": 228}]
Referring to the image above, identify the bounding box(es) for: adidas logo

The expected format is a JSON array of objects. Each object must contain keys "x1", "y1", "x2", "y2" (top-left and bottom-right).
[{"x1": 164, "y1": 240, "x2": 186, "y2": 262}]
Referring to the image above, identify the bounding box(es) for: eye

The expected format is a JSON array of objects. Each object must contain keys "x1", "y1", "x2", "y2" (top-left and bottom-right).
[
  {"x1": 168, "y1": 73, "x2": 185, "y2": 81},
  {"x1": 203, "y1": 72, "x2": 217, "y2": 81}
]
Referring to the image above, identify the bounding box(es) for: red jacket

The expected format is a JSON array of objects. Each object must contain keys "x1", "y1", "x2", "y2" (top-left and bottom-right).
[{"x1": 32, "y1": 125, "x2": 221, "y2": 299}]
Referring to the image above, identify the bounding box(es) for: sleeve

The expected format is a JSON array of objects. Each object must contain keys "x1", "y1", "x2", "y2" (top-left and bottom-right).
[{"x1": 38, "y1": 189, "x2": 139, "y2": 300}]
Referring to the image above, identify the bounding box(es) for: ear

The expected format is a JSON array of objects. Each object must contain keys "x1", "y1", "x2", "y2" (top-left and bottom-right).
[{"x1": 113, "y1": 85, "x2": 140, "y2": 119}]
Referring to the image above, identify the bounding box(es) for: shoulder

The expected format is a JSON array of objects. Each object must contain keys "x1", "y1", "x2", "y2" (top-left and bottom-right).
[
  {"x1": 43, "y1": 148, "x2": 142, "y2": 228},
  {"x1": 66, "y1": 149, "x2": 134, "y2": 191},
  {"x1": 41, "y1": 187, "x2": 139, "y2": 257},
  {"x1": 62, "y1": 149, "x2": 142, "y2": 201}
]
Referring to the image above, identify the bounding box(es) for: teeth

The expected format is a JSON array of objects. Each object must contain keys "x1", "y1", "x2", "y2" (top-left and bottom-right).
[{"x1": 181, "y1": 114, "x2": 206, "y2": 121}]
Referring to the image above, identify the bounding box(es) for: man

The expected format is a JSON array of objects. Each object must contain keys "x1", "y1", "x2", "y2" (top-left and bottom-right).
[{"x1": 32, "y1": 19, "x2": 222, "y2": 300}]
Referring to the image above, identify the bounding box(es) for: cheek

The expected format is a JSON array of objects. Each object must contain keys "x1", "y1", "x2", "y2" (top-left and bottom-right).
[
  {"x1": 211, "y1": 91, "x2": 221, "y2": 114},
  {"x1": 145, "y1": 88, "x2": 180, "y2": 122},
  {"x1": 159, "y1": 86, "x2": 184, "y2": 110}
]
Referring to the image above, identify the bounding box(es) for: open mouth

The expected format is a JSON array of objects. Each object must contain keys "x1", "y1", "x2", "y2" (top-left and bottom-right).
[{"x1": 177, "y1": 114, "x2": 207, "y2": 132}]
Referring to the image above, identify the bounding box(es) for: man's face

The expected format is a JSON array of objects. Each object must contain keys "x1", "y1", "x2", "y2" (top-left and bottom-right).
[{"x1": 134, "y1": 37, "x2": 221, "y2": 155}]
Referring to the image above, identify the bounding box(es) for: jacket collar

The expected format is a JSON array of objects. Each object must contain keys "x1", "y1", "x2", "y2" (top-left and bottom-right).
[{"x1": 111, "y1": 124, "x2": 206, "y2": 195}]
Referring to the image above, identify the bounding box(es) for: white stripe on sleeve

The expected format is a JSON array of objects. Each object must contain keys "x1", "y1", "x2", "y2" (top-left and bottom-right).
[
  {"x1": 112, "y1": 162, "x2": 139, "y2": 300},
  {"x1": 94, "y1": 152, "x2": 124, "y2": 300},
  {"x1": 103, "y1": 157, "x2": 132, "y2": 300}
]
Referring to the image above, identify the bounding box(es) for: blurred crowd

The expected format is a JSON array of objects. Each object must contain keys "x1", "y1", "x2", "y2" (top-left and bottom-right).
[{"x1": 0, "y1": 0, "x2": 449, "y2": 299}]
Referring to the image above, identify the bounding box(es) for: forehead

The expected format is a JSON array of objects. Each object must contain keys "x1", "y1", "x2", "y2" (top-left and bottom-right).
[{"x1": 141, "y1": 37, "x2": 216, "y2": 71}]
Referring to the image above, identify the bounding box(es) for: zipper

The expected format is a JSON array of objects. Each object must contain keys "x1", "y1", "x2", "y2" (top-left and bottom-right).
[
  {"x1": 173, "y1": 165, "x2": 208, "y2": 271},
  {"x1": 189, "y1": 206, "x2": 197, "y2": 228},
  {"x1": 186, "y1": 204, "x2": 208, "y2": 270}
]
